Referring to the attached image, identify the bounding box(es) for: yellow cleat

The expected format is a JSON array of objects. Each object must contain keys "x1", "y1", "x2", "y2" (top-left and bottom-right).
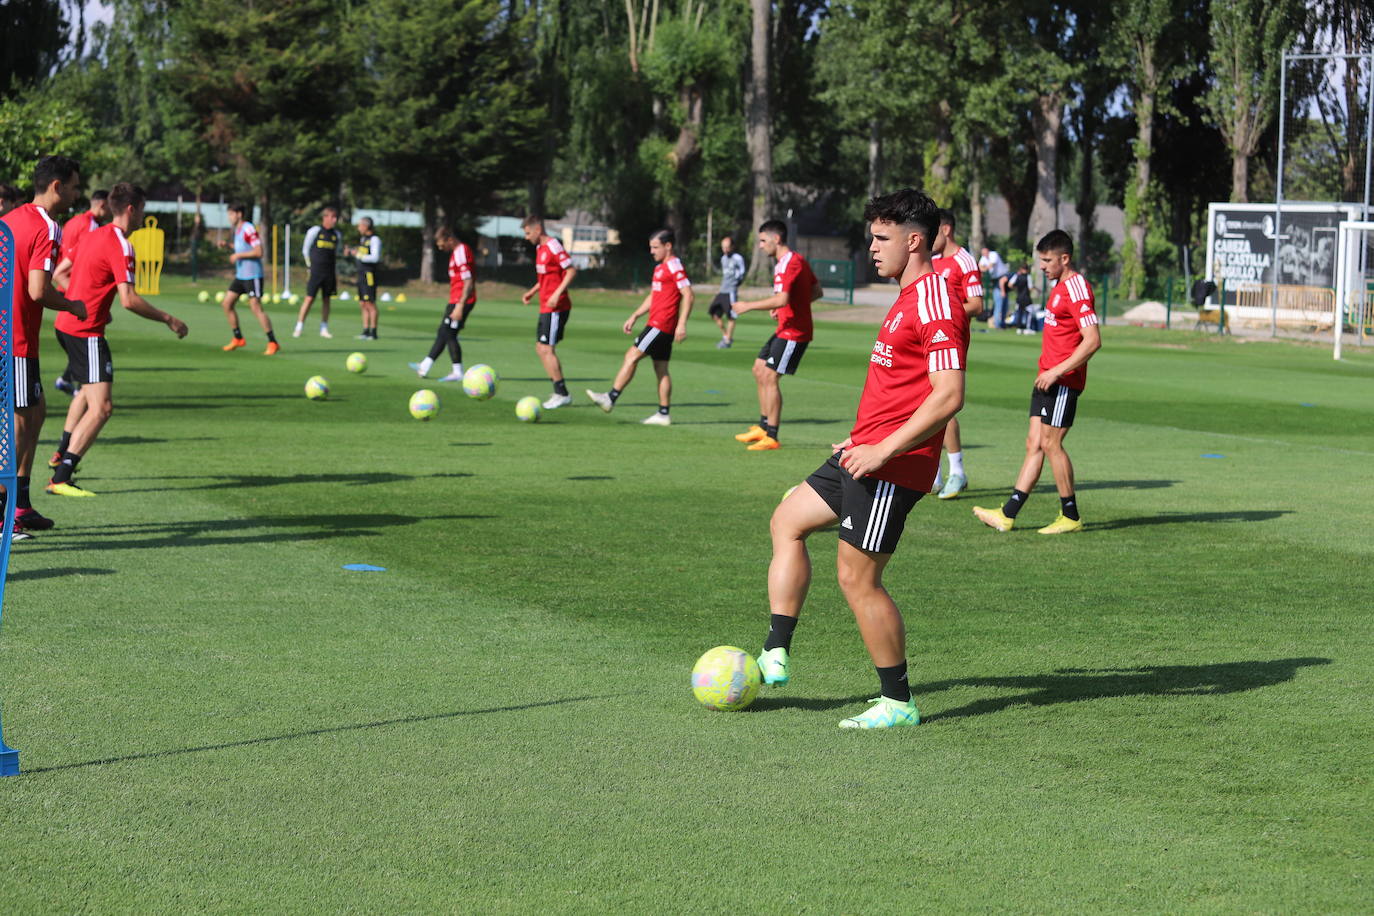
[
  {"x1": 746, "y1": 435, "x2": 781, "y2": 451},
  {"x1": 972, "y1": 505, "x2": 1014, "y2": 532},
  {"x1": 46, "y1": 480, "x2": 96, "y2": 498},
  {"x1": 734, "y1": 424, "x2": 767, "y2": 443},
  {"x1": 1037, "y1": 513, "x2": 1083, "y2": 534}
]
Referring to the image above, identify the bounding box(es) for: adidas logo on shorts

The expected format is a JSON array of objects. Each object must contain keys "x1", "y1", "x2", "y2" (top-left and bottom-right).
[{"x1": 841, "y1": 516, "x2": 854, "y2": 530}]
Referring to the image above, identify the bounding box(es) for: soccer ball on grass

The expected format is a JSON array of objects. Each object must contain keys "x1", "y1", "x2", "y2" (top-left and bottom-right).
[
  {"x1": 692, "y1": 646, "x2": 762, "y2": 711},
  {"x1": 515, "y1": 396, "x2": 542, "y2": 422},
  {"x1": 304, "y1": 376, "x2": 329, "y2": 400},
  {"x1": 463, "y1": 364, "x2": 498, "y2": 400},
  {"x1": 409, "y1": 389, "x2": 440, "y2": 420},
  {"x1": 345, "y1": 352, "x2": 367, "y2": 373}
]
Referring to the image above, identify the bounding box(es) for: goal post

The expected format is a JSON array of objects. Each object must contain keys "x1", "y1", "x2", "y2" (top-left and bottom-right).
[
  {"x1": 1335, "y1": 220, "x2": 1374, "y2": 360},
  {"x1": 0, "y1": 220, "x2": 20, "y2": 776}
]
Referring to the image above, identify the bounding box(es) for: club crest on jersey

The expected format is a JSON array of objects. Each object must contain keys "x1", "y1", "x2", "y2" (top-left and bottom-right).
[{"x1": 886, "y1": 310, "x2": 904, "y2": 333}]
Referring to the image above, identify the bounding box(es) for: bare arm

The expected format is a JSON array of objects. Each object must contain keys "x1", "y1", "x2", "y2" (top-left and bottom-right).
[
  {"x1": 1035, "y1": 323, "x2": 1101, "y2": 391},
  {"x1": 623, "y1": 292, "x2": 652, "y2": 334},
  {"x1": 838, "y1": 370, "x2": 966, "y2": 480},
  {"x1": 29, "y1": 269, "x2": 86, "y2": 320},
  {"x1": 674, "y1": 286, "x2": 694, "y2": 342},
  {"x1": 733, "y1": 290, "x2": 788, "y2": 314},
  {"x1": 53, "y1": 256, "x2": 74, "y2": 291},
  {"x1": 550, "y1": 266, "x2": 577, "y2": 303},
  {"x1": 119, "y1": 283, "x2": 188, "y2": 337},
  {"x1": 963, "y1": 295, "x2": 984, "y2": 317}
]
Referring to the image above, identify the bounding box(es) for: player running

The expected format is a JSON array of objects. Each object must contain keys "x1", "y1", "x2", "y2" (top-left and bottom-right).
[
  {"x1": 52, "y1": 189, "x2": 110, "y2": 395},
  {"x1": 708, "y1": 234, "x2": 746, "y2": 348},
  {"x1": 412, "y1": 226, "x2": 476, "y2": 381},
  {"x1": 520, "y1": 215, "x2": 577, "y2": 409},
  {"x1": 730, "y1": 219, "x2": 821, "y2": 451},
  {"x1": 973, "y1": 229, "x2": 1101, "y2": 534},
  {"x1": 755, "y1": 188, "x2": 966, "y2": 728},
  {"x1": 0, "y1": 155, "x2": 89, "y2": 536},
  {"x1": 585, "y1": 229, "x2": 695, "y2": 425},
  {"x1": 293, "y1": 205, "x2": 342, "y2": 338},
  {"x1": 219, "y1": 203, "x2": 279, "y2": 354},
  {"x1": 48, "y1": 183, "x2": 188, "y2": 497},
  {"x1": 930, "y1": 208, "x2": 983, "y2": 499},
  {"x1": 349, "y1": 216, "x2": 382, "y2": 340}
]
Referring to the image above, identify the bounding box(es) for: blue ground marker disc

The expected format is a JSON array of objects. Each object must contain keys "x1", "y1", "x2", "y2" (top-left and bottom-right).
[
  {"x1": 1201, "y1": 453, "x2": 1225, "y2": 459},
  {"x1": 342, "y1": 564, "x2": 387, "y2": 572}
]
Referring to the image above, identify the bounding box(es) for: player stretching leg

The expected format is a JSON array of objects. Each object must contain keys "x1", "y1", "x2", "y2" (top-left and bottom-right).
[
  {"x1": 520, "y1": 215, "x2": 578, "y2": 409},
  {"x1": 0, "y1": 155, "x2": 89, "y2": 536},
  {"x1": 757, "y1": 189, "x2": 966, "y2": 728},
  {"x1": 586, "y1": 229, "x2": 694, "y2": 425},
  {"x1": 973, "y1": 230, "x2": 1100, "y2": 534},
  {"x1": 219, "y1": 203, "x2": 279, "y2": 354},
  {"x1": 708, "y1": 235, "x2": 746, "y2": 348},
  {"x1": 730, "y1": 219, "x2": 821, "y2": 451},
  {"x1": 48, "y1": 183, "x2": 188, "y2": 497},
  {"x1": 350, "y1": 216, "x2": 382, "y2": 340},
  {"x1": 412, "y1": 226, "x2": 477, "y2": 381},
  {"x1": 930, "y1": 208, "x2": 984, "y2": 498},
  {"x1": 294, "y1": 205, "x2": 341, "y2": 338}
]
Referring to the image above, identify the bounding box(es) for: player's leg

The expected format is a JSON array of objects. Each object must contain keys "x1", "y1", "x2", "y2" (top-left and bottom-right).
[
  {"x1": 724, "y1": 313, "x2": 736, "y2": 345},
  {"x1": 319, "y1": 286, "x2": 332, "y2": 335},
  {"x1": 8, "y1": 360, "x2": 50, "y2": 531},
  {"x1": 49, "y1": 380, "x2": 111, "y2": 495},
  {"x1": 1036, "y1": 386, "x2": 1082, "y2": 533},
  {"x1": 938, "y1": 416, "x2": 968, "y2": 499},
  {"x1": 973, "y1": 410, "x2": 1045, "y2": 531},
  {"x1": 294, "y1": 290, "x2": 315, "y2": 336},
  {"x1": 221, "y1": 286, "x2": 247, "y2": 350},
  {"x1": 585, "y1": 345, "x2": 643, "y2": 413},
  {"x1": 537, "y1": 311, "x2": 572, "y2": 408},
  {"x1": 734, "y1": 355, "x2": 773, "y2": 442},
  {"x1": 639, "y1": 358, "x2": 671, "y2": 425},
  {"x1": 415, "y1": 308, "x2": 455, "y2": 378},
  {"x1": 246, "y1": 286, "x2": 279, "y2": 354},
  {"x1": 751, "y1": 362, "x2": 782, "y2": 449}
]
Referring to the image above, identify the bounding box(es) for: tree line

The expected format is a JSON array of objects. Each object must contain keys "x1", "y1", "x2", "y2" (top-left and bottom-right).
[{"x1": 1, "y1": 0, "x2": 1367, "y2": 294}]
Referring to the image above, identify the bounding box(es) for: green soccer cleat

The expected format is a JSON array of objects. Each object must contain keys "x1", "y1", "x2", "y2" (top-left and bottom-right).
[
  {"x1": 757, "y1": 647, "x2": 790, "y2": 686},
  {"x1": 839, "y1": 696, "x2": 920, "y2": 729},
  {"x1": 937, "y1": 472, "x2": 967, "y2": 500}
]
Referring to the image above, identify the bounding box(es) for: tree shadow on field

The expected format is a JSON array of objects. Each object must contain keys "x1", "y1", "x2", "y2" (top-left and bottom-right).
[
  {"x1": 19, "y1": 512, "x2": 493, "y2": 554},
  {"x1": 1090, "y1": 509, "x2": 1292, "y2": 530},
  {"x1": 24, "y1": 694, "x2": 621, "y2": 775},
  {"x1": 916, "y1": 657, "x2": 1331, "y2": 723},
  {"x1": 105, "y1": 470, "x2": 473, "y2": 495},
  {"x1": 8, "y1": 567, "x2": 117, "y2": 581}
]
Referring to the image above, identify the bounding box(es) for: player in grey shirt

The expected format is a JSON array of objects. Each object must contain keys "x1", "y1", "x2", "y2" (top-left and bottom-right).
[{"x1": 708, "y1": 235, "x2": 748, "y2": 348}]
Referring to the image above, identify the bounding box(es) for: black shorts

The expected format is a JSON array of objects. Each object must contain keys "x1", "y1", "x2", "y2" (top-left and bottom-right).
[
  {"x1": 306, "y1": 273, "x2": 337, "y2": 298},
  {"x1": 537, "y1": 310, "x2": 569, "y2": 346},
  {"x1": 1029, "y1": 384, "x2": 1081, "y2": 428},
  {"x1": 12, "y1": 356, "x2": 42, "y2": 409},
  {"x1": 57, "y1": 330, "x2": 113, "y2": 384},
  {"x1": 757, "y1": 335, "x2": 808, "y2": 375},
  {"x1": 804, "y1": 453, "x2": 924, "y2": 555},
  {"x1": 633, "y1": 326, "x2": 673, "y2": 361},
  {"x1": 357, "y1": 269, "x2": 378, "y2": 302},
  {"x1": 445, "y1": 301, "x2": 476, "y2": 332},
  {"x1": 708, "y1": 293, "x2": 737, "y2": 320},
  {"x1": 228, "y1": 278, "x2": 263, "y2": 299}
]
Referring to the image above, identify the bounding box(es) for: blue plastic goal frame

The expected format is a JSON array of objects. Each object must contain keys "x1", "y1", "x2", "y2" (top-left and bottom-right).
[{"x1": 0, "y1": 220, "x2": 19, "y2": 776}]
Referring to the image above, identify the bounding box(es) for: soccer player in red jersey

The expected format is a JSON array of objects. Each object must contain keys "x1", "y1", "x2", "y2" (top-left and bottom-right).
[
  {"x1": 520, "y1": 215, "x2": 578, "y2": 409},
  {"x1": 585, "y1": 229, "x2": 695, "y2": 426},
  {"x1": 974, "y1": 229, "x2": 1100, "y2": 534},
  {"x1": 52, "y1": 189, "x2": 108, "y2": 292},
  {"x1": 48, "y1": 183, "x2": 188, "y2": 497},
  {"x1": 412, "y1": 226, "x2": 477, "y2": 381},
  {"x1": 730, "y1": 219, "x2": 822, "y2": 451},
  {"x1": 756, "y1": 188, "x2": 967, "y2": 729},
  {"x1": 930, "y1": 208, "x2": 984, "y2": 499},
  {"x1": 0, "y1": 155, "x2": 89, "y2": 534}
]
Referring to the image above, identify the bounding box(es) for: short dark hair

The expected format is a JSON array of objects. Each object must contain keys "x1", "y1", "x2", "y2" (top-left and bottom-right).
[
  {"x1": 651, "y1": 228, "x2": 675, "y2": 246},
  {"x1": 90, "y1": 189, "x2": 109, "y2": 202},
  {"x1": 0, "y1": 184, "x2": 22, "y2": 206},
  {"x1": 937, "y1": 208, "x2": 955, "y2": 230},
  {"x1": 32, "y1": 155, "x2": 80, "y2": 194},
  {"x1": 862, "y1": 188, "x2": 940, "y2": 253},
  {"x1": 227, "y1": 202, "x2": 249, "y2": 217},
  {"x1": 435, "y1": 224, "x2": 456, "y2": 243},
  {"x1": 521, "y1": 214, "x2": 544, "y2": 229},
  {"x1": 322, "y1": 204, "x2": 339, "y2": 216},
  {"x1": 107, "y1": 182, "x2": 146, "y2": 215},
  {"x1": 759, "y1": 219, "x2": 787, "y2": 241},
  {"x1": 1036, "y1": 229, "x2": 1073, "y2": 258}
]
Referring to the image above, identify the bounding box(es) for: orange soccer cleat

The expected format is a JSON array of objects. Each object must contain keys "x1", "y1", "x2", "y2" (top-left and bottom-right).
[
  {"x1": 734, "y1": 424, "x2": 768, "y2": 443},
  {"x1": 264, "y1": 341, "x2": 281, "y2": 355},
  {"x1": 222, "y1": 338, "x2": 247, "y2": 351}
]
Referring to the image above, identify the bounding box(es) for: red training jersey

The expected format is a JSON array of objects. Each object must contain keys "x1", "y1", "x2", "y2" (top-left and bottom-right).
[
  {"x1": 648, "y1": 256, "x2": 691, "y2": 333},
  {"x1": 772, "y1": 250, "x2": 816, "y2": 342},
  {"x1": 448, "y1": 242, "x2": 476, "y2": 305},
  {"x1": 931, "y1": 246, "x2": 983, "y2": 313},
  {"x1": 535, "y1": 236, "x2": 572, "y2": 313},
  {"x1": 1040, "y1": 272, "x2": 1098, "y2": 390},
  {"x1": 2, "y1": 202, "x2": 62, "y2": 359},
  {"x1": 59, "y1": 210, "x2": 97, "y2": 266},
  {"x1": 57, "y1": 223, "x2": 134, "y2": 338},
  {"x1": 849, "y1": 272, "x2": 970, "y2": 492}
]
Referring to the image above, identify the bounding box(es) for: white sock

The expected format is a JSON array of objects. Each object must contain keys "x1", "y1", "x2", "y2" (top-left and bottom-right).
[
  {"x1": 320, "y1": 322, "x2": 329, "y2": 331},
  {"x1": 933, "y1": 469, "x2": 944, "y2": 490},
  {"x1": 948, "y1": 451, "x2": 965, "y2": 477},
  {"x1": 293, "y1": 321, "x2": 303, "y2": 333},
  {"x1": 418, "y1": 357, "x2": 433, "y2": 375},
  {"x1": 451, "y1": 363, "x2": 463, "y2": 377}
]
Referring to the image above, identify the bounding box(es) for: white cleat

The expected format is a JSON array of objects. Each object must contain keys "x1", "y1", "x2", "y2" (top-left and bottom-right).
[
  {"x1": 585, "y1": 390, "x2": 614, "y2": 413},
  {"x1": 437, "y1": 372, "x2": 463, "y2": 382},
  {"x1": 319, "y1": 328, "x2": 333, "y2": 339},
  {"x1": 291, "y1": 327, "x2": 303, "y2": 338},
  {"x1": 543, "y1": 393, "x2": 573, "y2": 409},
  {"x1": 642, "y1": 413, "x2": 670, "y2": 426}
]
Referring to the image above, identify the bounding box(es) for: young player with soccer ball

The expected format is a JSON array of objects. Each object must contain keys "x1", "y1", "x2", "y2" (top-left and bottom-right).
[
  {"x1": 754, "y1": 188, "x2": 967, "y2": 729},
  {"x1": 411, "y1": 226, "x2": 476, "y2": 382}
]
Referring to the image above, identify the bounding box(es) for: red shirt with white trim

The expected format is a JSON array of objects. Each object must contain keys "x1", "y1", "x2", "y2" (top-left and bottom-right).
[
  {"x1": 57, "y1": 223, "x2": 134, "y2": 337},
  {"x1": 648, "y1": 256, "x2": 691, "y2": 332},
  {"x1": 2, "y1": 202, "x2": 62, "y2": 359},
  {"x1": 535, "y1": 236, "x2": 572, "y2": 313},
  {"x1": 59, "y1": 210, "x2": 97, "y2": 265},
  {"x1": 1040, "y1": 272, "x2": 1097, "y2": 390},
  {"x1": 448, "y1": 242, "x2": 476, "y2": 305},
  {"x1": 771, "y1": 250, "x2": 816, "y2": 342},
  {"x1": 850, "y1": 272, "x2": 970, "y2": 492},
  {"x1": 931, "y1": 245, "x2": 983, "y2": 312}
]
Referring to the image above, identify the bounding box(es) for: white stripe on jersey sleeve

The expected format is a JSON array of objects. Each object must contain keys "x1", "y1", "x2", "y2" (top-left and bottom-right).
[
  {"x1": 954, "y1": 248, "x2": 978, "y2": 272},
  {"x1": 933, "y1": 275, "x2": 952, "y2": 320},
  {"x1": 1078, "y1": 313, "x2": 1099, "y2": 328},
  {"x1": 967, "y1": 281, "x2": 985, "y2": 297}
]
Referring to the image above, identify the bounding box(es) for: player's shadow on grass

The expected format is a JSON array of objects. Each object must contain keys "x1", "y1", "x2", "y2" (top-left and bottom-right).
[
  {"x1": 959, "y1": 479, "x2": 1181, "y2": 499},
  {"x1": 1090, "y1": 509, "x2": 1291, "y2": 530},
  {"x1": 8, "y1": 567, "x2": 117, "y2": 581},
  {"x1": 916, "y1": 657, "x2": 1331, "y2": 723},
  {"x1": 107, "y1": 471, "x2": 473, "y2": 495},
  {"x1": 23, "y1": 694, "x2": 619, "y2": 775},
  {"x1": 749, "y1": 695, "x2": 873, "y2": 712}
]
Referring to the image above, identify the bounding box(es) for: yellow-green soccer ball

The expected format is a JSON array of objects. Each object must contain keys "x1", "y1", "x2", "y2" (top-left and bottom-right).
[
  {"x1": 515, "y1": 396, "x2": 542, "y2": 423},
  {"x1": 409, "y1": 389, "x2": 440, "y2": 420},
  {"x1": 270, "y1": 294, "x2": 281, "y2": 304},
  {"x1": 346, "y1": 352, "x2": 367, "y2": 373},
  {"x1": 215, "y1": 290, "x2": 225, "y2": 302},
  {"x1": 462, "y1": 364, "x2": 498, "y2": 400},
  {"x1": 197, "y1": 290, "x2": 210, "y2": 303},
  {"x1": 692, "y1": 646, "x2": 762, "y2": 711},
  {"x1": 304, "y1": 376, "x2": 329, "y2": 400}
]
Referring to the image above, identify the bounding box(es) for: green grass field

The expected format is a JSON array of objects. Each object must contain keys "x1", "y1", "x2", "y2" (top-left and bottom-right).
[{"x1": 1, "y1": 275, "x2": 1371, "y2": 911}]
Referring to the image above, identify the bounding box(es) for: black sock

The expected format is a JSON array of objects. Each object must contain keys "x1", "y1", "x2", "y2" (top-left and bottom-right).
[
  {"x1": 1060, "y1": 494, "x2": 1079, "y2": 521},
  {"x1": 657, "y1": 405, "x2": 669, "y2": 415},
  {"x1": 553, "y1": 379, "x2": 569, "y2": 397},
  {"x1": 763, "y1": 423, "x2": 778, "y2": 439},
  {"x1": 266, "y1": 330, "x2": 277, "y2": 344},
  {"x1": 758, "y1": 414, "x2": 768, "y2": 427},
  {"x1": 762, "y1": 613, "x2": 798, "y2": 652},
  {"x1": 370, "y1": 328, "x2": 378, "y2": 339},
  {"x1": 608, "y1": 388, "x2": 621, "y2": 404},
  {"x1": 52, "y1": 452, "x2": 81, "y2": 485},
  {"x1": 58, "y1": 430, "x2": 71, "y2": 453},
  {"x1": 876, "y1": 660, "x2": 911, "y2": 703},
  {"x1": 233, "y1": 327, "x2": 244, "y2": 340},
  {"x1": 1002, "y1": 489, "x2": 1028, "y2": 519},
  {"x1": 16, "y1": 476, "x2": 31, "y2": 510}
]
